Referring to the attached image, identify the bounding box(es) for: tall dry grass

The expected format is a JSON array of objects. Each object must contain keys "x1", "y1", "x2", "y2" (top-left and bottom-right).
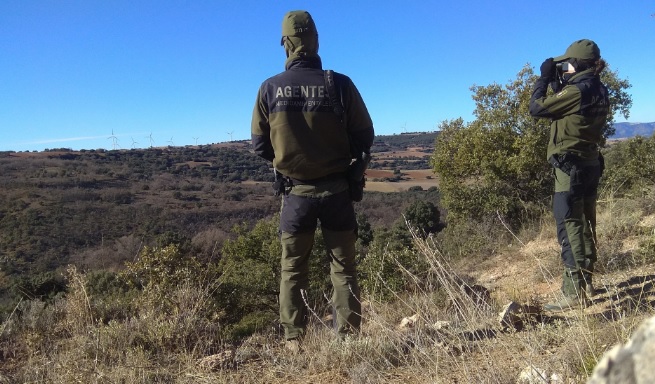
[{"x1": 1, "y1": 191, "x2": 654, "y2": 383}]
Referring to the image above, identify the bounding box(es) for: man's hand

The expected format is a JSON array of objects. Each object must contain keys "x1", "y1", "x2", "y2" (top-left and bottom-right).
[{"x1": 540, "y1": 58, "x2": 556, "y2": 79}]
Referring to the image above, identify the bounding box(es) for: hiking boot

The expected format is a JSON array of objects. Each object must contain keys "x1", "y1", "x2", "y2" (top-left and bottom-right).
[
  {"x1": 585, "y1": 283, "x2": 595, "y2": 298},
  {"x1": 285, "y1": 338, "x2": 301, "y2": 354},
  {"x1": 544, "y1": 295, "x2": 587, "y2": 312}
]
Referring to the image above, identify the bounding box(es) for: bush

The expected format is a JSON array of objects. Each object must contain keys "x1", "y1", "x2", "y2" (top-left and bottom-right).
[
  {"x1": 218, "y1": 215, "x2": 334, "y2": 339},
  {"x1": 601, "y1": 135, "x2": 655, "y2": 197}
]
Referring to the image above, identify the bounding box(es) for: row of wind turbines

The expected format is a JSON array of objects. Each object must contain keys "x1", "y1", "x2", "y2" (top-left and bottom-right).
[{"x1": 106, "y1": 130, "x2": 236, "y2": 150}]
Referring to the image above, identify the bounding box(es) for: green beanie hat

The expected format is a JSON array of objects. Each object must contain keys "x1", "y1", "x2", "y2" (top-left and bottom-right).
[
  {"x1": 553, "y1": 39, "x2": 601, "y2": 61},
  {"x1": 281, "y1": 10, "x2": 318, "y2": 38}
]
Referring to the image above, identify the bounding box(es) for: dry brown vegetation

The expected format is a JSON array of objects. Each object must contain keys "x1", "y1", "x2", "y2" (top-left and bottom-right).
[{"x1": 1, "y1": 188, "x2": 653, "y2": 383}]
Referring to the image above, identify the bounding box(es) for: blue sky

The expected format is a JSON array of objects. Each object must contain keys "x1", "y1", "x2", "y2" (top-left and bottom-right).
[{"x1": 1, "y1": 1, "x2": 653, "y2": 152}]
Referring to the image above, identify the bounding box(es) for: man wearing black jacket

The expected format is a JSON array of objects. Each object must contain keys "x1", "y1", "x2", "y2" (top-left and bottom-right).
[{"x1": 251, "y1": 10, "x2": 374, "y2": 345}]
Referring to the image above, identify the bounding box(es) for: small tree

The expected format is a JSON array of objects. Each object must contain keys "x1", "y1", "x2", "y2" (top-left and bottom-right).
[{"x1": 403, "y1": 200, "x2": 441, "y2": 238}]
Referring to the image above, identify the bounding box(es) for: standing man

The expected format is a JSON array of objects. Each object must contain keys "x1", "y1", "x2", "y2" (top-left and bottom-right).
[
  {"x1": 529, "y1": 39, "x2": 610, "y2": 311},
  {"x1": 251, "y1": 10, "x2": 374, "y2": 344}
]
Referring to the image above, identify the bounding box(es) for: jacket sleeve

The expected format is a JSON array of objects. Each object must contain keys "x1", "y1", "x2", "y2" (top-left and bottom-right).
[
  {"x1": 251, "y1": 87, "x2": 275, "y2": 162},
  {"x1": 529, "y1": 78, "x2": 581, "y2": 119},
  {"x1": 342, "y1": 76, "x2": 374, "y2": 153}
]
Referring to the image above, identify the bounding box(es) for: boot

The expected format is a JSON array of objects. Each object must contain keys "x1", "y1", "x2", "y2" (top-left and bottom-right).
[
  {"x1": 544, "y1": 294, "x2": 586, "y2": 312},
  {"x1": 544, "y1": 269, "x2": 587, "y2": 312},
  {"x1": 582, "y1": 260, "x2": 595, "y2": 298}
]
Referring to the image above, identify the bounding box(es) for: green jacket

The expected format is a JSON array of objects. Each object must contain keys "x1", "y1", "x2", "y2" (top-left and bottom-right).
[
  {"x1": 251, "y1": 55, "x2": 374, "y2": 181},
  {"x1": 529, "y1": 68, "x2": 610, "y2": 160}
]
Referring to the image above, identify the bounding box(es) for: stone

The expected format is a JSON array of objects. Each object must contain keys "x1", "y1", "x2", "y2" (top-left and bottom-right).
[
  {"x1": 588, "y1": 314, "x2": 655, "y2": 383},
  {"x1": 498, "y1": 301, "x2": 543, "y2": 331},
  {"x1": 399, "y1": 314, "x2": 419, "y2": 329},
  {"x1": 197, "y1": 349, "x2": 235, "y2": 371},
  {"x1": 517, "y1": 366, "x2": 563, "y2": 384}
]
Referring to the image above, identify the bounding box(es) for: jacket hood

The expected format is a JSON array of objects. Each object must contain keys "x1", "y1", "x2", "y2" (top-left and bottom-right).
[{"x1": 281, "y1": 11, "x2": 319, "y2": 58}]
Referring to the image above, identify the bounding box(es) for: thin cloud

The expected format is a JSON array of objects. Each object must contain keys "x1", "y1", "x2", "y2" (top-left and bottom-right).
[
  {"x1": 25, "y1": 135, "x2": 110, "y2": 145},
  {"x1": 21, "y1": 133, "x2": 148, "y2": 145}
]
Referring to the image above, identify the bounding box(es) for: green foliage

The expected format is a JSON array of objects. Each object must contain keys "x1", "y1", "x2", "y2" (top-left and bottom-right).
[
  {"x1": 372, "y1": 132, "x2": 438, "y2": 151},
  {"x1": 218, "y1": 215, "x2": 333, "y2": 338},
  {"x1": 602, "y1": 135, "x2": 655, "y2": 196},
  {"x1": 356, "y1": 213, "x2": 374, "y2": 248},
  {"x1": 113, "y1": 245, "x2": 224, "y2": 351},
  {"x1": 84, "y1": 270, "x2": 137, "y2": 321},
  {"x1": 402, "y1": 200, "x2": 441, "y2": 238},
  {"x1": 431, "y1": 64, "x2": 632, "y2": 228},
  {"x1": 358, "y1": 224, "x2": 429, "y2": 300},
  {"x1": 11, "y1": 272, "x2": 66, "y2": 301},
  {"x1": 636, "y1": 234, "x2": 655, "y2": 265},
  {"x1": 120, "y1": 244, "x2": 207, "y2": 309},
  {"x1": 600, "y1": 66, "x2": 633, "y2": 139},
  {"x1": 218, "y1": 218, "x2": 281, "y2": 329}
]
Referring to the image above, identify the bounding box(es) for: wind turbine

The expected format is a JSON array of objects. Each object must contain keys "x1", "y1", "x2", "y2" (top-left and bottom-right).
[
  {"x1": 108, "y1": 129, "x2": 119, "y2": 150},
  {"x1": 227, "y1": 131, "x2": 233, "y2": 142},
  {"x1": 167, "y1": 136, "x2": 174, "y2": 146},
  {"x1": 146, "y1": 133, "x2": 154, "y2": 148},
  {"x1": 193, "y1": 137, "x2": 199, "y2": 145},
  {"x1": 131, "y1": 137, "x2": 138, "y2": 149}
]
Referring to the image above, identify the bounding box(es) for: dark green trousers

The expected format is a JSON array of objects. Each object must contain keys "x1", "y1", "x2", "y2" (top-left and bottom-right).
[
  {"x1": 553, "y1": 162, "x2": 601, "y2": 296},
  {"x1": 278, "y1": 181, "x2": 360, "y2": 340}
]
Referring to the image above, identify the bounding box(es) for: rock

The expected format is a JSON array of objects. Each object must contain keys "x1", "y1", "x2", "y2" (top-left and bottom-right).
[
  {"x1": 432, "y1": 320, "x2": 451, "y2": 331},
  {"x1": 398, "y1": 314, "x2": 419, "y2": 329},
  {"x1": 499, "y1": 302, "x2": 522, "y2": 331},
  {"x1": 518, "y1": 366, "x2": 563, "y2": 384},
  {"x1": 498, "y1": 301, "x2": 543, "y2": 331},
  {"x1": 588, "y1": 314, "x2": 655, "y2": 384},
  {"x1": 197, "y1": 349, "x2": 235, "y2": 371},
  {"x1": 518, "y1": 366, "x2": 547, "y2": 383},
  {"x1": 459, "y1": 281, "x2": 492, "y2": 310}
]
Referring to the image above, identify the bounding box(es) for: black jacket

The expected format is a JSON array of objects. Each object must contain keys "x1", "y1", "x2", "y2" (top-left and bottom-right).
[
  {"x1": 530, "y1": 68, "x2": 610, "y2": 160},
  {"x1": 251, "y1": 57, "x2": 374, "y2": 180}
]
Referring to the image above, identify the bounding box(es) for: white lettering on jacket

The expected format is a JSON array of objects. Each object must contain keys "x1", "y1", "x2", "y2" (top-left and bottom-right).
[{"x1": 275, "y1": 85, "x2": 325, "y2": 99}]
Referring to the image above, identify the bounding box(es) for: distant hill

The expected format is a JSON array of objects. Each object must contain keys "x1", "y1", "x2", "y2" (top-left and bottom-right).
[
  {"x1": 372, "y1": 131, "x2": 438, "y2": 152},
  {"x1": 612, "y1": 122, "x2": 655, "y2": 139},
  {"x1": 370, "y1": 122, "x2": 655, "y2": 147}
]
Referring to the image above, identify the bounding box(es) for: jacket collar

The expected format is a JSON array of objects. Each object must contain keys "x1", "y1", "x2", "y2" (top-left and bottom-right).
[
  {"x1": 285, "y1": 53, "x2": 322, "y2": 70},
  {"x1": 567, "y1": 67, "x2": 597, "y2": 84}
]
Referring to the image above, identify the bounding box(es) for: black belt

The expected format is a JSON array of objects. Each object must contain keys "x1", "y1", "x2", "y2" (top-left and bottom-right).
[{"x1": 289, "y1": 172, "x2": 347, "y2": 186}]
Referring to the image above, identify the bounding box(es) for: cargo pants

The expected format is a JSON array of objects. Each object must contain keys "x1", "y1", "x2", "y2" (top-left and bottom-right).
[
  {"x1": 553, "y1": 159, "x2": 601, "y2": 296},
  {"x1": 278, "y1": 178, "x2": 361, "y2": 340}
]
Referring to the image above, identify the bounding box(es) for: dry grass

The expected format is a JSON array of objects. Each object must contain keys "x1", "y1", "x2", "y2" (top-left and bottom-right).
[{"x1": 1, "y1": 193, "x2": 654, "y2": 383}]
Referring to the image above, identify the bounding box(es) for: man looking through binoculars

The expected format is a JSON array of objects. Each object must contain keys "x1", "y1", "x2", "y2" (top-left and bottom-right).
[{"x1": 529, "y1": 39, "x2": 610, "y2": 312}]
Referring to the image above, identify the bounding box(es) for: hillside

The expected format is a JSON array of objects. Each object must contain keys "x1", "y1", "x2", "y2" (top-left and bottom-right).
[
  {"x1": 0, "y1": 134, "x2": 440, "y2": 314},
  {"x1": 611, "y1": 122, "x2": 655, "y2": 139}
]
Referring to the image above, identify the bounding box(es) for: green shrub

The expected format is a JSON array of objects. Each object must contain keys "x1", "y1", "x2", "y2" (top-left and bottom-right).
[
  {"x1": 359, "y1": 226, "x2": 429, "y2": 300},
  {"x1": 602, "y1": 135, "x2": 655, "y2": 197},
  {"x1": 218, "y1": 215, "x2": 334, "y2": 339}
]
